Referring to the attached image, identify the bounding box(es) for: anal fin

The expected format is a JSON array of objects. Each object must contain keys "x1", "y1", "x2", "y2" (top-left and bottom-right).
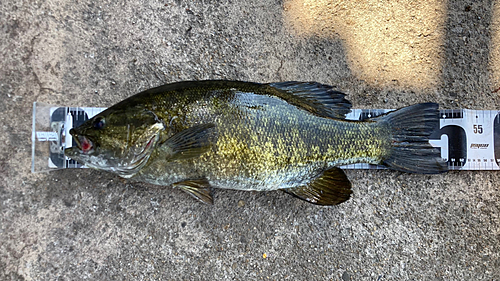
[
  {"x1": 282, "y1": 167, "x2": 353, "y2": 206},
  {"x1": 173, "y1": 179, "x2": 213, "y2": 204}
]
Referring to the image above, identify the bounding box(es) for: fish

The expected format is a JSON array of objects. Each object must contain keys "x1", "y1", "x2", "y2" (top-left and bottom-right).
[{"x1": 65, "y1": 80, "x2": 447, "y2": 205}]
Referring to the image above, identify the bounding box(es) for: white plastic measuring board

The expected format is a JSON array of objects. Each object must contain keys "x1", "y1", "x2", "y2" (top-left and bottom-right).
[{"x1": 31, "y1": 102, "x2": 500, "y2": 172}]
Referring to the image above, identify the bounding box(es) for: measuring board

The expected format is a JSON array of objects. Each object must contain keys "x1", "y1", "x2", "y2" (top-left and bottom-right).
[{"x1": 31, "y1": 102, "x2": 500, "y2": 172}]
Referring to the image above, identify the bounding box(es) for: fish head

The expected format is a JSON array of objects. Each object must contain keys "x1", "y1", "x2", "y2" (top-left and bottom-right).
[{"x1": 64, "y1": 107, "x2": 165, "y2": 178}]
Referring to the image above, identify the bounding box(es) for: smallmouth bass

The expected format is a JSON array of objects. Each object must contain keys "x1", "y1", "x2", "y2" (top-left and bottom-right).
[{"x1": 65, "y1": 80, "x2": 447, "y2": 205}]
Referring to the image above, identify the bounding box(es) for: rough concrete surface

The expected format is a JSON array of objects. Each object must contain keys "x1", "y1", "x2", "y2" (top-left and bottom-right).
[{"x1": 1, "y1": 0, "x2": 499, "y2": 280}]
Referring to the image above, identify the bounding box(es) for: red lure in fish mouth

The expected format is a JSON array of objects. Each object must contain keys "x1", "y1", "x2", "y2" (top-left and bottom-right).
[
  {"x1": 69, "y1": 128, "x2": 95, "y2": 154},
  {"x1": 80, "y1": 136, "x2": 93, "y2": 153}
]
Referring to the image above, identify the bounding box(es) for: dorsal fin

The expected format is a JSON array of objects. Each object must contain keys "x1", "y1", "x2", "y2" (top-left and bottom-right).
[{"x1": 266, "y1": 82, "x2": 352, "y2": 119}]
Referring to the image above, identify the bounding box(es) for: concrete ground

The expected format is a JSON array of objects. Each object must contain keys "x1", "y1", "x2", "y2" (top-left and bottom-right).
[{"x1": 1, "y1": 0, "x2": 499, "y2": 280}]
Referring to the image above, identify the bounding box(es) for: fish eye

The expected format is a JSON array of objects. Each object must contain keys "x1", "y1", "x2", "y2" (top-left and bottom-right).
[{"x1": 93, "y1": 117, "x2": 105, "y2": 129}]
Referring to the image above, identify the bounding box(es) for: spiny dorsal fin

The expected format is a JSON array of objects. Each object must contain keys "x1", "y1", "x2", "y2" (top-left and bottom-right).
[
  {"x1": 173, "y1": 179, "x2": 213, "y2": 204},
  {"x1": 267, "y1": 82, "x2": 352, "y2": 119},
  {"x1": 282, "y1": 167, "x2": 353, "y2": 205},
  {"x1": 160, "y1": 124, "x2": 216, "y2": 161}
]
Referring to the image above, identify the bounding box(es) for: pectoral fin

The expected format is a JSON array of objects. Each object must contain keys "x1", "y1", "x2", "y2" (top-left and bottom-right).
[
  {"x1": 282, "y1": 167, "x2": 353, "y2": 205},
  {"x1": 173, "y1": 179, "x2": 213, "y2": 204},
  {"x1": 161, "y1": 124, "x2": 216, "y2": 161}
]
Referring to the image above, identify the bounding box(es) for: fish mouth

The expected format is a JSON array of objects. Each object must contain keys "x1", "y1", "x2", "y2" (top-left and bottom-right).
[{"x1": 70, "y1": 129, "x2": 94, "y2": 154}]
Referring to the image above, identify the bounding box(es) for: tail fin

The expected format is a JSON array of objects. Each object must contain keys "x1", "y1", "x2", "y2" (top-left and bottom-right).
[{"x1": 374, "y1": 103, "x2": 447, "y2": 174}]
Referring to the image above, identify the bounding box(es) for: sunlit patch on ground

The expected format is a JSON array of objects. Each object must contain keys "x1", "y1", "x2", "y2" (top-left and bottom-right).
[{"x1": 284, "y1": 0, "x2": 446, "y2": 89}]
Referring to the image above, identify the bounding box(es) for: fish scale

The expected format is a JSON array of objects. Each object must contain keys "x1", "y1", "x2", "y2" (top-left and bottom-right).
[{"x1": 170, "y1": 92, "x2": 381, "y2": 191}]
